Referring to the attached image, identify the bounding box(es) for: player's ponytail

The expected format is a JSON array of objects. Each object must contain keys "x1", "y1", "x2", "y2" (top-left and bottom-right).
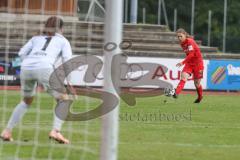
[
  {"x1": 43, "y1": 16, "x2": 64, "y2": 36},
  {"x1": 176, "y1": 28, "x2": 193, "y2": 39}
]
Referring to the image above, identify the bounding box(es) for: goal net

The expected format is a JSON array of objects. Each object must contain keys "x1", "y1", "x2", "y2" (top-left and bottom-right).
[{"x1": 0, "y1": 0, "x2": 109, "y2": 159}]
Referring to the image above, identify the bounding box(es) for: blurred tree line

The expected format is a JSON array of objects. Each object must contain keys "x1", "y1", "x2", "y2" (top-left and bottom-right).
[{"x1": 134, "y1": 0, "x2": 240, "y2": 53}]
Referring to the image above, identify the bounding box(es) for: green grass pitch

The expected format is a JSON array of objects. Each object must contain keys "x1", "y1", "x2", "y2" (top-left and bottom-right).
[{"x1": 0, "y1": 90, "x2": 240, "y2": 160}]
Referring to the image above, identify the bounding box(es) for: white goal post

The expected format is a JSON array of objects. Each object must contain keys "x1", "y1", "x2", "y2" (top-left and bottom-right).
[{"x1": 101, "y1": 0, "x2": 123, "y2": 160}]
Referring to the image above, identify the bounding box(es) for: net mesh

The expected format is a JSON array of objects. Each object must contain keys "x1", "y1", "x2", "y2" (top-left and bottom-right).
[{"x1": 0, "y1": 0, "x2": 106, "y2": 159}]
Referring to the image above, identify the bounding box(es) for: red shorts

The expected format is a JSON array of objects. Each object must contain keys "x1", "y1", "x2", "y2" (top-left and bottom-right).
[{"x1": 182, "y1": 64, "x2": 204, "y2": 79}]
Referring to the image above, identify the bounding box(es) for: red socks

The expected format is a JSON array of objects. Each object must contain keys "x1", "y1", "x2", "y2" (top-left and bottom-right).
[
  {"x1": 176, "y1": 80, "x2": 203, "y2": 98},
  {"x1": 176, "y1": 80, "x2": 186, "y2": 95},
  {"x1": 196, "y1": 85, "x2": 203, "y2": 99}
]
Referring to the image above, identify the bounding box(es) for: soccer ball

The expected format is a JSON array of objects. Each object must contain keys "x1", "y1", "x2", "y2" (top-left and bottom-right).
[{"x1": 164, "y1": 88, "x2": 175, "y2": 97}]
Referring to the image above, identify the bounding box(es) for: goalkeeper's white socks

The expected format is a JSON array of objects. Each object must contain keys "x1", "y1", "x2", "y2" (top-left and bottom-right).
[
  {"x1": 53, "y1": 113, "x2": 64, "y2": 131},
  {"x1": 51, "y1": 113, "x2": 69, "y2": 144},
  {"x1": 6, "y1": 101, "x2": 29, "y2": 130},
  {"x1": 7, "y1": 101, "x2": 65, "y2": 131},
  {"x1": 53, "y1": 99, "x2": 73, "y2": 131}
]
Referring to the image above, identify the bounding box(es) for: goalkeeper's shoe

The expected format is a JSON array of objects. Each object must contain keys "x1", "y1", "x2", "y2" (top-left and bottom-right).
[
  {"x1": 49, "y1": 129, "x2": 70, "y2": 144},
  {"x1": 0, "y1": 128, "x2": 13, "y2": 141}
]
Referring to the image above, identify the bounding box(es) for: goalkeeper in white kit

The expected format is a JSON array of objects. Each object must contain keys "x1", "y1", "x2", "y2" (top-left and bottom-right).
[{"x1": 1, "y1": 16, "x2": 73, "y2": 144}]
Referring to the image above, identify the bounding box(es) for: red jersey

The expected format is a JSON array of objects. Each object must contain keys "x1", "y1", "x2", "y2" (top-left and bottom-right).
[{"x1": 180, "y1": 38, "x2": 203, "y2": 68}]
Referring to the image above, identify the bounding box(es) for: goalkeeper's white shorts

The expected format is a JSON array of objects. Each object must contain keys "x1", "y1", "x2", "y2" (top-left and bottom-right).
[{"x1": 20, "y1": 68, "x2": 61, "y2": 98}]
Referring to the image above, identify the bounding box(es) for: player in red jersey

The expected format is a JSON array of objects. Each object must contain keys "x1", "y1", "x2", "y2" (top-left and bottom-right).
[{"x1": 173, "y1": 28, "x2": 204, "y2": 103}]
